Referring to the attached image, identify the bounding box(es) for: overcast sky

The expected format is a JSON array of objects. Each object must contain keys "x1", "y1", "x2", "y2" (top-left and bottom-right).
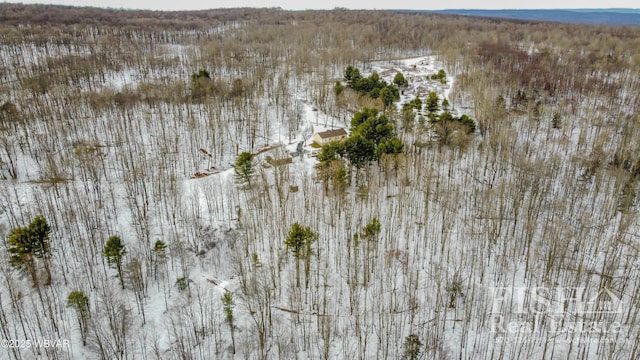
[{"x1": 2, "y1": 0, "x2": 638, "y2": 11}]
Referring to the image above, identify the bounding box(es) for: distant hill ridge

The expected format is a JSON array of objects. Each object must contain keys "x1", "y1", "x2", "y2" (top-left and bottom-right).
[{"x1": 406, "y1": 9, "x2": 640, "y2": 26}]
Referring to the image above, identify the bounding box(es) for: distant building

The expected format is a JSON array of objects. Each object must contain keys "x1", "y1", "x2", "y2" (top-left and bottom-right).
[
  {"x1": 266, "y1": 156, "x2": 293, "y2": 167},
  {"x1": 312, "y1": 128, "x2": 347, "y2": 145}
]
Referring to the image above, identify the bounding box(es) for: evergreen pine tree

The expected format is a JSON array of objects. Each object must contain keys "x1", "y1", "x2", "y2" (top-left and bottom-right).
[
  {"x1": 234, "y1": 151, "x2": 254, "y2": 186},
  {"x1": 403, "y1": 334, "x2": 423, "y2": 360},
  {"x1": 393, "y1": 72, "x2": 409, "y2": 88},
  {"x1": 103, "y1": 236, "x2": 126, "y2": 289},
  {"x1": 222, "y1": 291, "x2": 236, "y2": 354},
  {"x1": 363, "y1": 217, "x2": 381, "y2": 238},
  {"x1": 285, "y1": 222, "x2": 318, "y2": 288},
  {"x1": 68, "y1": 291, "x2": 91, "y2": 345},
  {"x1": 343, "y1": 134, "x2": 376, "y2": 169},
  {"x1": 426, "y1": 91, "x2": 440, "y2": 114},
  {"x1": 6, "y1": 216, "x2": 51, "y2": 287}
]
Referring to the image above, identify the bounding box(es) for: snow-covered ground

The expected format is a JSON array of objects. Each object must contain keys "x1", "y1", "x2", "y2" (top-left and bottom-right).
[{"x1": 1, "y1": 31, "x2": 638, "y2": 360}]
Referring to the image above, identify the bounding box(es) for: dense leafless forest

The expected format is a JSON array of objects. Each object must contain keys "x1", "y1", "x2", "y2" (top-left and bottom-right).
[{"x1": 1, "y1": 3, "x2": 640, "y2": 359}]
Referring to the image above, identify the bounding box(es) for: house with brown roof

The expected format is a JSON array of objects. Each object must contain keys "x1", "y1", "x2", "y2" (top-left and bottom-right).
[{"x1": 312, "y1": 128, "x2": 347, "y2": 146}]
